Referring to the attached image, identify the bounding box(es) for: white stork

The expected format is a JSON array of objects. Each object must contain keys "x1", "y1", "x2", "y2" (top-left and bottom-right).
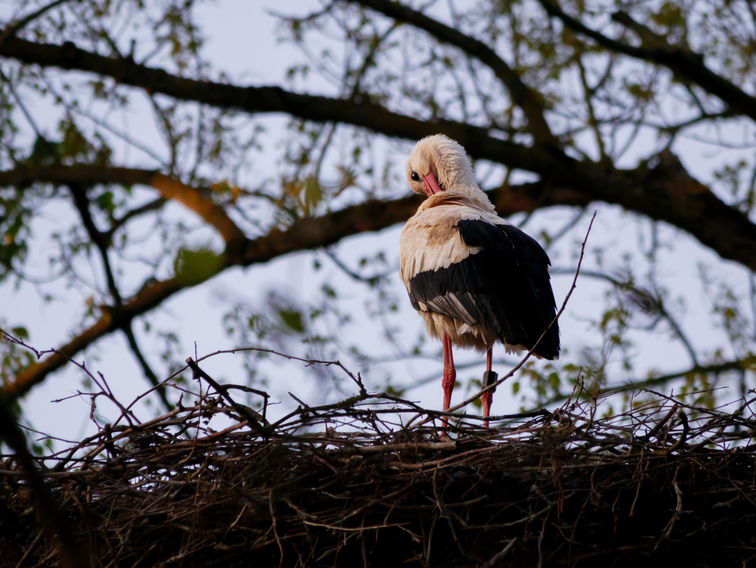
[{"x1": 399, "y1": 135, "x2": 560, "y2": 426}]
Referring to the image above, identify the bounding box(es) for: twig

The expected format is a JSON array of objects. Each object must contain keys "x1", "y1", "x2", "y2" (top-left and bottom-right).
[
  {"x1": 480, "y1": 538, "x2": 518, "y2": 568},
  {"x1": 185, "y1": 357, "x2": 270, "y2": 436},
  {"x1": 657, "y1": 466, "x2": 684, "y2": 546},
  {"x1": 668, "y1": 410, "x2": 689, "y2": 452},
  {"x1": 0, "y1": 0, "x2": 71, "y2": 47}
]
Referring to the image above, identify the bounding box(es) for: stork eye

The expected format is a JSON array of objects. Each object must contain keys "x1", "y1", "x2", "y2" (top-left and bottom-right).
[{"x1": 410, "y1": 171, "x2": 420, "y2": 182}]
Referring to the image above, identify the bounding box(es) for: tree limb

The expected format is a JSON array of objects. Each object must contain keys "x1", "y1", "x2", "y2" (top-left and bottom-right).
[
  {"x1": 122, "y1": 322, "x2": 173, "y2": 411},
  {"x1": 0, "y1": 0, "x2": 72, "y2": 47},
  {"x1": 550, "y1": 268, "x2": 699, "y2": 367},
  {"x1": 0, "y1": 395, "x2": 87, "y2": 568},
  {"x1": 1, "y1": 158, "x2": 754, "y2": 397},
  {"x1": 0, "y1": 165, "x2": 586, "y2": 399},
  {"x1": 0, "y1": 35, "x2": 544, "y2": 165},
  {"x1": 149, "y1": 173, "x2": 247, "y2": 247},
  {"x1": 67, "y1": 183, "x2": 123, "y2": 305},
  {"x1": 602, "y1": 356, "x2": 756, "y2": 398},
  {"x1": 105, "y1": 196, "x2": 167, "y2": 239},
  {"x1": 2, "y1": 38, "x2": 754, "y2": 272},
  {"x1": 537, "y1": 0, "x2": 756, "y2": 123},
  {"x1": 343, "y1": 0, "x2": 557, "y2": 145},
  {"x1": 1, "y1": 165, "x2": 247, "y2": 248},
  {"x1": 542, "y1": 355, "x2": 756, "y2": 408}
]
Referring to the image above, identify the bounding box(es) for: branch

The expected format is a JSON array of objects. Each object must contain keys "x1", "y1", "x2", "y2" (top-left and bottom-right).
[
  {"x1": 2, "y1": 277, "x2": 183, "y2": 401},
  {"x1": 149, "y1": 173, "x2": 247, "y2": 247},
  {"x1": 3, "y1": 149, "x2": 756, "y2": 276},
  {"x1": 1, "y1": 165, "x2": 247, "y2": 247},
  {"x1": 550, "y1": 268, "x2": 699, "y2": 367},
  {"x1": 600, "y1": 356, "x2": 756, "y2": 398},
  {"x1": 538, "y1": 0, "x2": 756, "y2": 123},
  {"x1": 67, "y1": 183, "x2": 123, "y2": 305},
  {"x1": 122, "y1": 322, "x2": 173, "y2": 411},
  {"x1": 3, "y1": 38, "x2": 755, "y2": 271},
  {"x1": 64, "y1": 186, "x2": 173, "y2": 405},
  {"x1": 0, "y1": 34, "x2": 548, "y2": 173},
  {"x1": 540, "y1": 355, "x2": 756, "y2": 408},
  {"x1": 0, "y1": 164, "x2": 587, "y2": 399},
  {"x1": 344, "y1": 0, "x2": 557, "y2": 145},
  {"x1": 105, "y1": 196, "x2": 167, "y2": 239},
  {"x1": 185, "y1": 357, "x2": 270, "y2": 436},
  {"x1": 0, "y1": 0, "x2": 72, "y2": 47}
]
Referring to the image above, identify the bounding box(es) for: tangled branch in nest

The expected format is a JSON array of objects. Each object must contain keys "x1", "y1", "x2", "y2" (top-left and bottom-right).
[{"x1": 2, "y1": 364, "x2": 756, "y2": 568}]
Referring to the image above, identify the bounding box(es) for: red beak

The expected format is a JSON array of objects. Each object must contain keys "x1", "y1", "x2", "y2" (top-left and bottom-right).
[{"x1": 422, "y1": 172, "x2": 442, "y2": 197}]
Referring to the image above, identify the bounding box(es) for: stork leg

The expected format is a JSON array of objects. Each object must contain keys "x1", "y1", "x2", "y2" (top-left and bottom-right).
[
  {"x1": 441, "y1": 333, "x2": 456, "y2": 430},
  {"x1": 481, "y1": 347, "x2": 494, "y2": 427}
]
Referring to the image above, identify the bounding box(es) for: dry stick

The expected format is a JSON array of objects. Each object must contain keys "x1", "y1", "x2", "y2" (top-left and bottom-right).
[
  {"x1": 480, "y1": 538, "x2": 518, "y2": 568},
  {"x1": 641, "y1": 404, "x2": 679, "y2": 444},
  {"x1": 196, "y1": 346, "x2": 366, "y2": 392},
  {"x1": 184, "y1": 357, "x2": 271, "y2": 436},
  {"x1": 536, "y1": 509, "x2": 551, "y2": 568},
  {"x1": 657, "y1": 466, "x2": 684, "y2": 547},
  {"x1": 2, "y1": 328, "x2": 144, "y2": 425},
  {"x1": 668, "y1": 410, "x2": 690, "y2": 452},
  {"x1": 642, "y1": 388, "x2": 756, "y2": 433},
  {"x1": 268, "y1": 489, "x2": 284, "y2": 568},
  {"x1": 412, "y1": 211, "x2": 597, "y2": 429}
]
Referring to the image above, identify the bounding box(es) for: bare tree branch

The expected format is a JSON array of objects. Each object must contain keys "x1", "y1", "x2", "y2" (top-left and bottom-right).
[
  {"x1": 0, "y1": 0, "x2": 72, "y2": 47},
  {"x1": 544, "y1": 355, "x2": 756, "y2": 408},
  {"x1": 538, "y1": 0, "x2": 756, "y2": 123},
  {"x1": 551, "y1": 267, "x2": 699, "y2": 367},
  {"x1": 1, "y1": 165, "x2": 247, "y2": 247},
  {"x1": 67, "y1": 183, "x2": 123, "y2": 305},
  {"x1": 0, "y1": 395, "x2": 87, "y2": 568},
  {"x1": 149, "y1": 173, "x2": 247, "y2": 247},
  {"x1": 0, "y1": 164, "x2": 588, "y2": 400},
  {"x1": 343, "y1": 0, "x2": 557, "y2": 145},
  {"x1": 105, "y1": 197, "x2": 167, "y2": 239},
  {"x1": 122, "y1": 322, "x2": 173, "y2": 411},
  {"x1": 0, "y1": 35, "x2": 547, "y2": 172},
  {"x1": 1, "y1": 39, "x2": 754, "y2": 272}
]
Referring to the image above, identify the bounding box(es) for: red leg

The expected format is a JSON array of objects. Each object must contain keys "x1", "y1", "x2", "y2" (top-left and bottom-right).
[
  {"x1": 441, "y1": 333, "x2": 456, "y2": 429},
  {"x1": 481, "y1": 347, "x2": 494, "y2": 427}
]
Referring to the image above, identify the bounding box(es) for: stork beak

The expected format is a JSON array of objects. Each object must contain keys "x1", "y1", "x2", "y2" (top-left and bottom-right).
[{"x1": 422, "y1": 172, "x2": 442, "y2": 197}]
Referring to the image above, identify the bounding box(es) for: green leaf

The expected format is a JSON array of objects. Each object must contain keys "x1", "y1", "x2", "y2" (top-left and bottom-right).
[
  {"x1": 28, "y1": 135, "x2": 61, "y2": 165},
  {"x1": 173, "y1": 247, "x2": 225, "y2": 286},
  {"x1": 278, "y1": 309, "x2": 305, "y2": 333},
  {"x1": 384, "y1": 385, "x2": 405, "y2": 397},
  {"x1": 95, "y1": 191, "x2": 116, "y2": 215},
  {"x1": 10, "y1": 327, "x2": 29, "y2": 339},
  {"x1": 304, "y1": 175, "x2": 322, "y2": 216}
]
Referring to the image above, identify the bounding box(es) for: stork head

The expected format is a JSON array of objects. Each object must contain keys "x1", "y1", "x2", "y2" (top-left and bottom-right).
[{"x1": 406, "y1": 135, "x2": 476, "y2": 198}]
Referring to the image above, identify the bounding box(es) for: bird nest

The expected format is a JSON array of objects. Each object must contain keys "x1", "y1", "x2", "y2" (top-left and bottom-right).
[{"x1": 2, "y1": 360, "x2": 756, "y2": 568}]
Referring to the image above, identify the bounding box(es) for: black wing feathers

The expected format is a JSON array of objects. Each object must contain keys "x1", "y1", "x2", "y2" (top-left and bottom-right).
[{"x1": 408, "y1": 219, "x2": 560, "y2": 359}]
